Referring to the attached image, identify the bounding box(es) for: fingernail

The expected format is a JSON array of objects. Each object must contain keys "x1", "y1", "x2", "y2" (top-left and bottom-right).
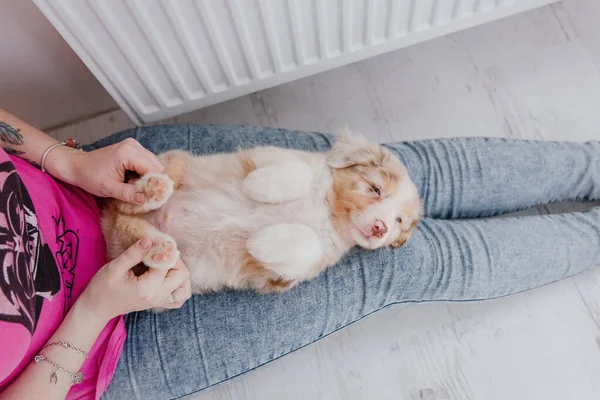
[
  {"x1": 134, "y1": 192, "x2": 144, "y2": 203},
  {"x1": 139, "y1": 237, "x2": 152, "y2": 249}
]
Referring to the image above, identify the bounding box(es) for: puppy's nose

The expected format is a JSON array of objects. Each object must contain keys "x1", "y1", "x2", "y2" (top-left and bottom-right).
[{"x1": 372, "y1": 220, "x2": 388, "y2": 238}]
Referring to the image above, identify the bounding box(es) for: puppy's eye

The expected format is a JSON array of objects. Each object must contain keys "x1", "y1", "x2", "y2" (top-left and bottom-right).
[
  {"x1": 396, "y1": 217, "x2": 403, "y2": 224},
  {"x1": 371, "y1": 186, "x2": 381, "y2": 196}
]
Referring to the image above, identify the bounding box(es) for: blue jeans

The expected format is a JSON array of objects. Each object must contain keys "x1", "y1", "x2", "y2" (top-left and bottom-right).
[{"x1": 89, "y1": 125, "x2": 600, "y2": 400}]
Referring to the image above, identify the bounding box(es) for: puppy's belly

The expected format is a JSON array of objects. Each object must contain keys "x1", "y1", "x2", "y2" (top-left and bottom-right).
[
  {"x1": 151, "y1": 186, "x2": 337, "y2": 290},
  {"x1": 184, "y1": 255, "x2": 231, "y2": 293}
]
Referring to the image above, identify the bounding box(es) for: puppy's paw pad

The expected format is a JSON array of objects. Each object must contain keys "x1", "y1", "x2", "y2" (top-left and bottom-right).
[
  {"x1": 136, "y1": 173, "x2": 174, "y2": 210},
  {"x1": 145, "y1": 176, "x2": 169, "y2": 201},
  {"x1": 143, "y1": 230, "x2": 180, "y2": 270}
]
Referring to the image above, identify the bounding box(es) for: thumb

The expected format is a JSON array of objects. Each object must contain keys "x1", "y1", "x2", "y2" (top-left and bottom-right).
[
  {"x1": 111, "y1": 237, "x2": 153, "y2": 272},
  {"x1": 108, "y1": 181, "x2": 144, "y2": 204}
]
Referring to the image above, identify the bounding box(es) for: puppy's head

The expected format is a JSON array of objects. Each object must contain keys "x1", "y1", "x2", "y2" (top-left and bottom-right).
[{"x1": 328, "y1": 135, "x2": 422, "y2": 250}]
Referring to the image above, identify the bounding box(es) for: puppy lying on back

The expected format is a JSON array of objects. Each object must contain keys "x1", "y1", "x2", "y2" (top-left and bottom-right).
[{"x1": 102, "y1": 135, "x2": 422, "y2": 294}]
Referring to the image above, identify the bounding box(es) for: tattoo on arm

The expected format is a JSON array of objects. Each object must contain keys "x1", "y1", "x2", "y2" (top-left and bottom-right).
[
  {"x1": 0, "y1": 121, "x2": 24, "y2": 145},
  {"x1": 0, "y1": 121, "x2": 42, "y2": 168},
  {"x1": 2, "y1": 147, "x2": 40, "y2": 168},
  {"x1": 3, "y1": 147, "x2": 25, "y2": 156}
]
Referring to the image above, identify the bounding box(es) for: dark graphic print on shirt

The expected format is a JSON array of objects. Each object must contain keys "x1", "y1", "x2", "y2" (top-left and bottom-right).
[
  {"x1": 52, "y1": 215, "x2": 79, "y2": 300},
  {"x1": 0, "y1": 161, "x2": 60, "y2": 334}
]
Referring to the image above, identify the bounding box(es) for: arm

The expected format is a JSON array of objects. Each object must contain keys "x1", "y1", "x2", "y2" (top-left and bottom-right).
[
  {"x1": 0, "y1": 108, "x2": 63, "y2": 168},
  {"x1": 0, "y1": 108, "x2": 164, "y2": 204},
  {"x1": 0, "y1": 238, "x2": 192, "y2": 400},
  {"x1": 0, "y1": 300, "x2": 107, "y2": 399}
]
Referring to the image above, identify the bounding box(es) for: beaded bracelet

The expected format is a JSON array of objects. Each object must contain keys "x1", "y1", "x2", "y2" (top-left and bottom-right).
[{"x1": 40, "y1": 138, "x2": 81, "y2": 173}]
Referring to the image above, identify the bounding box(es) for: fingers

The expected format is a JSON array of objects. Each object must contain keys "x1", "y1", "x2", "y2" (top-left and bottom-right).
[
  {"x1": 136, "y1": 258, "x2": 187, "y2": 295},
  {"x1": 161, "y1": 260, "x2": 190, "y2": 293},
  {"x1": 137, "y1": 262, "x2": 171, "y2": 287},
  {"x1": 158, "y1": 260, "x2": 192, "y2": 308},
  {"x1": 129, "y1": 151, "x2": 164, "y2": 176},
  {"x1": 109, "y1": 181, "x2": 144, "y2": 204},
  {"x1": 160, "y1": 279, "x2": 192, "y2": 310},
  {"x1": 120, "y1": 140, "x2": 164, "y2": 176},
  {"x1": 110, "y1": 237, "x2": 155, "y2": 273},
  {"x1": 114, "y1": 235, "x2": 191, "y2": 310},
  {"x1": 106, "y1": 139, "x2": 164, "y2": 204}
]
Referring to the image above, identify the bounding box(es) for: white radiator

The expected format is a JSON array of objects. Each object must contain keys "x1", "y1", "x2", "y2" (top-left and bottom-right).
[{"x1": 34, "y1": 0, "x2": 559, "y2": 125}]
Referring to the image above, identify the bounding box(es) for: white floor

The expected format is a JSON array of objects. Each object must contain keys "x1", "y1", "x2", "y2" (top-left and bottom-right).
[{"x1": 49, "y1": 1, "x2": 600, "y2": 399}]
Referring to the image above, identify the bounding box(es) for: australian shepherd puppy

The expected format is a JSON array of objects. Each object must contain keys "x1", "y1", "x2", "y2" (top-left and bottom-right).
[{"x1": 101, "y1": 135, "x2": 422, "y2": 294}]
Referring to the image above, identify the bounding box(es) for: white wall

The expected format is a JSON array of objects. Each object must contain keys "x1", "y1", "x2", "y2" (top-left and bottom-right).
[{"x1": 0, "y1": 0, "x2": 116, "y2": 129}]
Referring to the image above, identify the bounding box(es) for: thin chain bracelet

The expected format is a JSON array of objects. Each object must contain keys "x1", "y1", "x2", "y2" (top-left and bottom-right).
[
  {"x1": 34, "y1": 354, "x2": 84, "y2": 385},
  {"x1": 41, "y1": 341, "x2": 89, "y2": 358}
]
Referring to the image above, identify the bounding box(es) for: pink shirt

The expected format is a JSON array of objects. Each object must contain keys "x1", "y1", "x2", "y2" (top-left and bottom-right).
[{"x1": 0, "y1": 150, "x2": 127, "y2": 399}]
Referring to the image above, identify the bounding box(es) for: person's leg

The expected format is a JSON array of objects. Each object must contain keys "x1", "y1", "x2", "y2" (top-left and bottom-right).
[
  {"x1": 85, "y1": 125, "x2": 600, "y2": 219},
  {"x1": 102, "y1": 208, "x2": 600, "y2": 400},
  {"x1": 89, "y1": 125, "x2": 600, "y2": 399},
  {"x1": 386, "y1": 137, "x2": 600, "y2": 218}
]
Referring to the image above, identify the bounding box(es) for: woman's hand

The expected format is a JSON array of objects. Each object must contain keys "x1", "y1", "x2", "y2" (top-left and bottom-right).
[
  {"x1": 50, "y1": 138, "x2": 165, "y2": 204},
  {"x1": 0, "y1": 109, "x2": 163, "y2": 203},
  {"x1": 0, "y1": 236, "x2": 191, "y2": 400},
  {"x1": 79, "y1": 237, "x2": 192, "y2": 323}
]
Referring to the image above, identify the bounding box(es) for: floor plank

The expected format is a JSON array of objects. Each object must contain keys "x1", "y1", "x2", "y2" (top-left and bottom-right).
[{"x1": 481, "y1": 40, "x2": 600, "y2": 141}]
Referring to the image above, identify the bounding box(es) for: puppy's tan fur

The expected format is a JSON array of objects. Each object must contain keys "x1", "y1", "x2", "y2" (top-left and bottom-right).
[{"x1": 102, "y1": 136, "x2": 422, "y2": 296}]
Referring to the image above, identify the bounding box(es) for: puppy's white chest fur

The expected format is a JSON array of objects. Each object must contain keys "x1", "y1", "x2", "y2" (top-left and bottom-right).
[{"x1": 150, "y1": 149, "x2": 347, "y2": 292}]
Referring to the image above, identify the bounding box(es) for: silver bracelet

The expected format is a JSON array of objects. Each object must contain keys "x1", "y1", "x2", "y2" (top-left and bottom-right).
[
  {"x1": 40, "y1": 138, "x2": 81, "y2": 173},
  {"x1": 34, "y1": 354, "x2": 84, "y2": 385},
  {"x1": 41, "y1": 341, "x2": 89, "y2": 359}
]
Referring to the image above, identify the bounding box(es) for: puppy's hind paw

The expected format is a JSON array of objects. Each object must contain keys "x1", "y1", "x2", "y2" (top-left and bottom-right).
[
  {"x1": 136, "y1": 173, "x2": 174, "y2": 212},
  {"x1": 247, "y1": 223, "x2": 322, "y2": 280},
  {"x1": 143, "y1": 229, "x2": 180, "y2": 270}
]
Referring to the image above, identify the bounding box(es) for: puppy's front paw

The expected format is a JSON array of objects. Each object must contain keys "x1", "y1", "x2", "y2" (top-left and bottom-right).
[
  {"x1": 242, "y1": 162, "x2": 313, "y2": 204},
  {"x1": 143, "y1": 229, "x2": 180, "y2": 270},
  {"x1": 136, "y1": 173, "x2": 174, "y2": 211}
]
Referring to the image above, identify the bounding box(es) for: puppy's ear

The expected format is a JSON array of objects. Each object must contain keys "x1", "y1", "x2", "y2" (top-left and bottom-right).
[
  {"x1": 327, "y1": 134, "x2": 384, "y2": 169},
  {"x1": 391, "y1": 220, "x2": 418, "y2": 249}
]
